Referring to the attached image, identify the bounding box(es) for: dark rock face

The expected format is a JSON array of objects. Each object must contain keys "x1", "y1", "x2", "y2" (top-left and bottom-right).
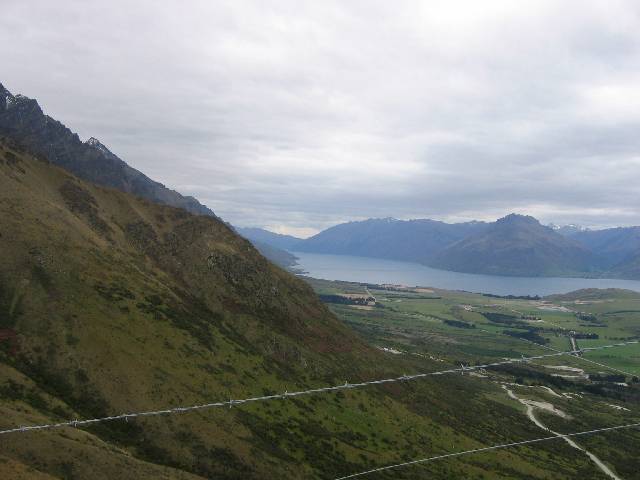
[
  {"x1": 0, "y1": 82, "x2": 215, "y2": 218},
  {"x1": 0, "y1": 84, "x2": 10, "y2": 111}
]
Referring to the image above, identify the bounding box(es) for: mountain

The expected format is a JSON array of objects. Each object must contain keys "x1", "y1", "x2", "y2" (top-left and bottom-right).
[
  {"x1": 0, "y1": 136, "x2": 579, "y2": 480},
  {"x1": 237, "y1": 227, "x2": 302, "y2": 251},
  {"x1": 298, "y1": 215, "x2": 640, "y2": 278},
  {"x1": 0, "y1": 135, "x2": 387, "y2": 478},
  {"x1": 566, "y1": 227, "x2": 640, "y2": 269},
  {"x1": 431, "y1": 214, "x2": 599, "y2": 277},
  {"x1": 0, "y1": 82, "x2": 319, "y2": 277},
  {"x1": 0, "y1": 82, "x2": 215, "y2": 218},
  {"x1": 1, "y1": 84, "x2": 635, "y2": 478},
  {"x1": 295, "y1": 218, "x2": 487, "y2": 263},
  {"x1": 608, "y1": 251, "x2": 640, "y2": 279},
  {"x1": 548, "y1": 223, "x2": 588, "y2": 236}
]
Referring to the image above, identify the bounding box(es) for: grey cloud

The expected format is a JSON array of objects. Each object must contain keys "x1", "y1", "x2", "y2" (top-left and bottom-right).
[{"x1": 2, "y1": 0, "x2": 640, "y2": 236}]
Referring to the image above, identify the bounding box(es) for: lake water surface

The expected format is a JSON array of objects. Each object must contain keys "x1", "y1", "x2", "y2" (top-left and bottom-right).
[{"x1": 292, "y1": 251, "x2": 640, "y2": 297}]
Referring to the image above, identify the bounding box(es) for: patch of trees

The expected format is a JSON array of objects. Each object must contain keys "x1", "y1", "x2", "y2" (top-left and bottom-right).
[
  {"x1": 582, "y1": 383, "x2": 630, "y2": 401},
  {"x1": 443, "y1": 319, "x2": 475, "y2": 329},
  {"x1": 576, "y1": 312, "x2": 599, "y2": 322},
  {"x1": 503, "y1": 329, "x2": 548, "y2": 345},
  {"x1": 572, "y1": 332, "x2": 599, "y2": 340},
  {"x1": 481, "y1": 312, "x2": 524, "y2": 326},
  {"x1": 317, "y1": 294, "x2": 374, "y2": 305},
  {"x1": 590, "y1": 374, "x2": 626, "y2": 383},
  {"x1": 482, "y1": 293, "x2": 541, "y2": 300},
  {"x1": 492, "y1": 364, "x2": 571, "y2": 388},
  {"x1": 382, "y1": 294, "x2": 442, "y2": 300}
]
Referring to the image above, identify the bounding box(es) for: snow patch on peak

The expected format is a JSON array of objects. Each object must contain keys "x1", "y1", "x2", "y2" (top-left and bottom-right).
[
  {"x1": 549, "y1": 223, "x2": 589, "y2": 233},
  {"x1": 85, "y1": 137, "x2": 114, "y2": 156}
]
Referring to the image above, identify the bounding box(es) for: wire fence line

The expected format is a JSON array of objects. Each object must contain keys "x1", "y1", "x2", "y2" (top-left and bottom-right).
[
  {"x1": 479, "y1": 328, "x2": 637, "y2": 377},
  {"x1": 334, "y1": 332, "x2": 640, "y2": 480},
  {"x1": 0, "y1": 340, "x2": 637, "y2": 437},
  {"x1": 334, "y1": 420, "x2": 640, "y2": 479}
]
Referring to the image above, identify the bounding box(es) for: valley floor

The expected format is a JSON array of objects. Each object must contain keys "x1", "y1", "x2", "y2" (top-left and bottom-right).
[{"x1": 306, "y1": 278, "x2": 640, "y2": 479}]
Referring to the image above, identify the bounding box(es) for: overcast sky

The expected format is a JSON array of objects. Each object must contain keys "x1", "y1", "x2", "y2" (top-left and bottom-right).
[{"x1": 2, "y1": 1, "x2": 640, "y2": 237}]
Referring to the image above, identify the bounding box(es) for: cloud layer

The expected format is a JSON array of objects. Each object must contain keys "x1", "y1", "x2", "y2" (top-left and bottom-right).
[{"x1": 2, "y1": 0, "x2": 640, "y2": 236}]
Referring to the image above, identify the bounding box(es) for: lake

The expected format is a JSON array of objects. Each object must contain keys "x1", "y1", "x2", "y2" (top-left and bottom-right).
[{"x1": 291, "y1": 251, "x2": 640, "y2": 297}]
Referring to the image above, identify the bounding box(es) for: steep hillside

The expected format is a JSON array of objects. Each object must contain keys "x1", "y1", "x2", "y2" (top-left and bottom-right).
[
  {"x1": 0, "y1": 82, "x2": 214, "y2": 218},
  {"x1": 295, "y1": 218, "x2": 487, "y2": 263},
  {"x1": 0, "y1": 139, "x2": 613, "y2": 479},
  {"x1": 431, "y1": 214, "x2": 598, "y2": 277},
  {"x1": 609, "y1": 252, "x2": 640, "y2": 280},
  {"x1": 0, "y1": 136, "x2": 373, "y2": 478},
  {"x1": 235, "y1": 228, "x2": 301, "y2": 268},
  {"x1": 249, "y1": 240, "x2": 299, "y2": 268}
]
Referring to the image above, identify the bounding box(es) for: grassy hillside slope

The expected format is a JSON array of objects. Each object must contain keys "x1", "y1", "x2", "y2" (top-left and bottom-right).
[
  {"x1": 1, "y1": 138, "x2": 630, "y2": 479},
  {"x1": 0, "y1": 136, "x2": 376, "y2": 479},
  {"x1": 245, "y1": 240, "x2": 299, "y2": 269}
]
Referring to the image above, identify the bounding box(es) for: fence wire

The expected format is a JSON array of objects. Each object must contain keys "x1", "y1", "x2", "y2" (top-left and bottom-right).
[{"x1": 1, "y1": 340, "x2": 636, "y2": 436}]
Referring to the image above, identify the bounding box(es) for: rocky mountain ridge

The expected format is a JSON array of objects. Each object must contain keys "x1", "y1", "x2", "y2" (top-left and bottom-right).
[{"x1": 0, "y1": 82, "x2": 215, "y2": 218}]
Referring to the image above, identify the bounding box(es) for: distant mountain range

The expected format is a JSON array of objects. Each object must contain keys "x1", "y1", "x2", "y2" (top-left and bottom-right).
[
  {"x1": 564, "y1": 227, "x2": 640, "y2": 268},
  {"x1": 294, "y1": 218, "x2": 487, "y2": 264},
  {"x1": 249, "y1": 215, "x2": 640, "y2": 279},
  {"x1": 560, "y1": 226, "x2": 640, "y2": 279},
  {"x1": 237, "y1": 227, "x2": 302, "y2": 251},
  {"x1": 429, "y1": 214, "x2": 599, "y2": 277}
]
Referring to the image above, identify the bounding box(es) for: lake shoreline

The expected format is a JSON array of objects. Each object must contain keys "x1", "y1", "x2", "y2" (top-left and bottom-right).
[{"x1": 291, "y1": 251, "x2": 640, "y2": 297}]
